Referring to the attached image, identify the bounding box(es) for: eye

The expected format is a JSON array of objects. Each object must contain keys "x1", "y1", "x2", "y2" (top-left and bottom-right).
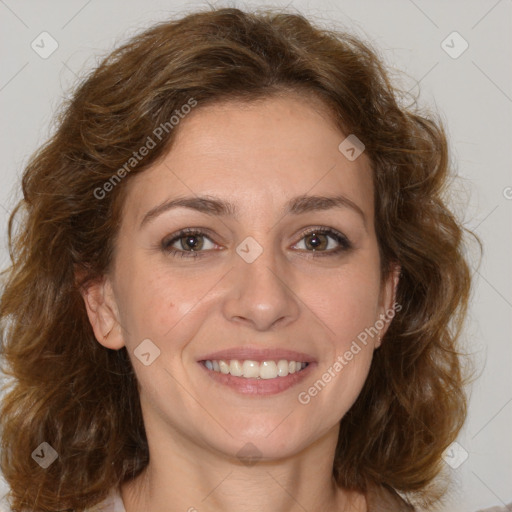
[
  {"x1": 161, "y1": 228, "x2": 218, "y2": 259},
  {"x1": 161, "y1": 226, "x2": 352, "y2": 260},
  {"x1": 293, "y1": 227, "x2": 352, "y2": 256}
]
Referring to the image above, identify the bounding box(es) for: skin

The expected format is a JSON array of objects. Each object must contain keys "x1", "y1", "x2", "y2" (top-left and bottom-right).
[{"x1": 82, "y1": 92, "x2": 400, "y2": 512}]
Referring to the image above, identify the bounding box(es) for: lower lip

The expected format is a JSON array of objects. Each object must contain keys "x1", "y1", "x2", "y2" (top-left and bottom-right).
[{"x1": 198, "y1": 362, "x2": 316, "y2": 396}]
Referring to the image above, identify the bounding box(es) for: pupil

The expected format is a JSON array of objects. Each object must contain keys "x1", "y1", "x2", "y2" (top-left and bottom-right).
[
  {"x1": 185, "y1": 236, "x2": 200, "y2": 250},
  {"x1": 308, "y1": 233, "x2": 323, "y2": 250}
]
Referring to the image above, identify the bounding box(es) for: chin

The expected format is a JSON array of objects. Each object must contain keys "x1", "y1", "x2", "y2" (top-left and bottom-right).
[{"x1": 206, "y1": 419, "x2": 321, "y2": 463}]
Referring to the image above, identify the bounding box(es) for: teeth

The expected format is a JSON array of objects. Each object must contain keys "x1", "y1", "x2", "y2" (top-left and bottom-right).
[
  {"x1": 229, "y1": 359, "x2": 243, "y2": 377},
  {"x1": 219, "y1": 360, "x2": 230, "y2": 374},
  {"x1": 242, "y1": 360, "x2": 260, "y2": 378},
  {"x1": 259, "y1": 361, "x2": 277, "y2": 380},
  {"x1": 277, "y1": 360, "x2": 289, "y2": 377},
  {"x1": 203, "y1": 359, "x2": 308, "y2": 379}
]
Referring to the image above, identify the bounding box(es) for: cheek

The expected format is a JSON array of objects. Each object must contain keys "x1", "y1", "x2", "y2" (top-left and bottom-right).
[
  {"x1": 301, "y1": 291, "x2": 377, "y2": 425},
  {"x1": 114, "y1": 256, "x2": 218, "y2": 349},
  {"x1": 298, "y1": 266, "x2": 381, "y2": 407},
  {"x1": 308, "y1": 266, "x2": 382, "y2": 346}
]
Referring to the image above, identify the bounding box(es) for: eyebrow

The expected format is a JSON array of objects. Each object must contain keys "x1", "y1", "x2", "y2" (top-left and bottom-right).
[{"x1": 139, "y1": 193, "x2": 367, "y2": 230}]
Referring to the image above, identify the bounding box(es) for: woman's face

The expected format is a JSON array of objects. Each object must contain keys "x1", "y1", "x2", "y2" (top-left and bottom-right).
[{"x1": 86, "y1": 93, "x2": 398, "y2": 462}]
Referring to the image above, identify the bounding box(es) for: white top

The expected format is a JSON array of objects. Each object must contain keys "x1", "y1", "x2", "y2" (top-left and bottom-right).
[
  {"x1": 84, "y1": 486, "x2": 512, "y2": 512},
  {"x1": 84, "y1": 487, "x2": 126, "y2": 512}
]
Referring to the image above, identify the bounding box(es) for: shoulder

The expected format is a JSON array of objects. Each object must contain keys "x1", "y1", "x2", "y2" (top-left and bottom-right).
[
  {"x1": 83, "y1": 486, "x2": 126, "y2": 512},
  {"x1": 474, "y1": 506, "x2": 512, "y2": 512},
  {"x1": 365, "y1": 483, "x2": 415, "y2": 512}
]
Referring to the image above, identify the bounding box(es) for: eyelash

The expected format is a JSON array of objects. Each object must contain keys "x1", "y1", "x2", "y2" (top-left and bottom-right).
[{"x1": 161, "y1": 227, "x2": 352, "y2": 260}]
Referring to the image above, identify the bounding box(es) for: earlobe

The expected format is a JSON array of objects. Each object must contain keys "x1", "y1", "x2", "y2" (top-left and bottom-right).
[
  {"x1": 375, "y1": 262, "x2": 401, "y2": 348},
  {"x1": 385, "y1": 262, "x2": 401, "y2": 311},
  {"x1": 79, "y1": 276, "x2": 125, "y2": 350}
]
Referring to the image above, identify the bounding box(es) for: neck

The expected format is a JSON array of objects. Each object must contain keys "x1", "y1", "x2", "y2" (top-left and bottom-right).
[{"x1": 120, "y1": 425, "x2": 366, "y2": 512}]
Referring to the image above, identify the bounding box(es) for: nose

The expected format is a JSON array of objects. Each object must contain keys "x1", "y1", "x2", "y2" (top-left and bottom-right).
[{"x1": 221, "y1": 242, "x2": 300, "y2": 332}]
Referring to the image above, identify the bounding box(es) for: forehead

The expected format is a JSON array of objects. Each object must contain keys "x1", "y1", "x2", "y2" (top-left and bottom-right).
[{"x1": 122, "y1": 93, "x2": 374, "y2": 227}]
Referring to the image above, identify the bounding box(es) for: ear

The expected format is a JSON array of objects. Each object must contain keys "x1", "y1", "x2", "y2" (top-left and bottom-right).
[
  {"x1": 375, "y1": 262, "x2": 401, "y2": 348},
  {"x1": 79, "y1": 275, "x2": 125, "y2": 350}
]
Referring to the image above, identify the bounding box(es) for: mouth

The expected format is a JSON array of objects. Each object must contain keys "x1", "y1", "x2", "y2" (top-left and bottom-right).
[
  {"x1": 196, "y1": 348, "x2": 316, "y2": 396},
  {"x1": 201, "y1": 359, "x2": 310, "y2": 379}
]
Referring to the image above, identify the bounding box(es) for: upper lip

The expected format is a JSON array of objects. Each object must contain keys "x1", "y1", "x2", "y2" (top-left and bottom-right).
[{"x1": 198, "y1": 346, "x2": 316, "y2": 363}]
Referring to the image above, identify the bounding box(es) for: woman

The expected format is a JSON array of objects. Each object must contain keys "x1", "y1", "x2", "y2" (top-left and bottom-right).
[{"x1": 0, "y1": 7, "x2": 480, "y2": 512}]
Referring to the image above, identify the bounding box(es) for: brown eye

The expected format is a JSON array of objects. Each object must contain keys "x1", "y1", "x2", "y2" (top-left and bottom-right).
[
  {"x1": 176, "y1": 234, "x2": 205, "y2": 251},
  {"x1": 304, "y1": 232, "x2": 329, "y2": 251},
  {"x1": 293, "y1": 227, "x2": 352, "y2": 256},
  {"x1": 161, "y1": 229, "x2": 217, "y2": 258}
]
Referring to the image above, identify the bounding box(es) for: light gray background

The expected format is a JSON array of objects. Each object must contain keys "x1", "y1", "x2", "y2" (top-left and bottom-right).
[{"x1": 0, "y1": 1, "x2": 511, "y2": 511}]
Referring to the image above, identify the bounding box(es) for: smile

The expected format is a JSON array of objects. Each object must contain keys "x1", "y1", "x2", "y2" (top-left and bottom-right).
[{"x1": 202, "y1": 359, "x2": 309, "y2": 379}]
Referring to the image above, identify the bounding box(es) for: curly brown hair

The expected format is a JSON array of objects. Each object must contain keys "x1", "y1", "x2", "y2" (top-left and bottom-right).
[{"x1": 0, "y1": 6, "x2": 479, "y2": 511}]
